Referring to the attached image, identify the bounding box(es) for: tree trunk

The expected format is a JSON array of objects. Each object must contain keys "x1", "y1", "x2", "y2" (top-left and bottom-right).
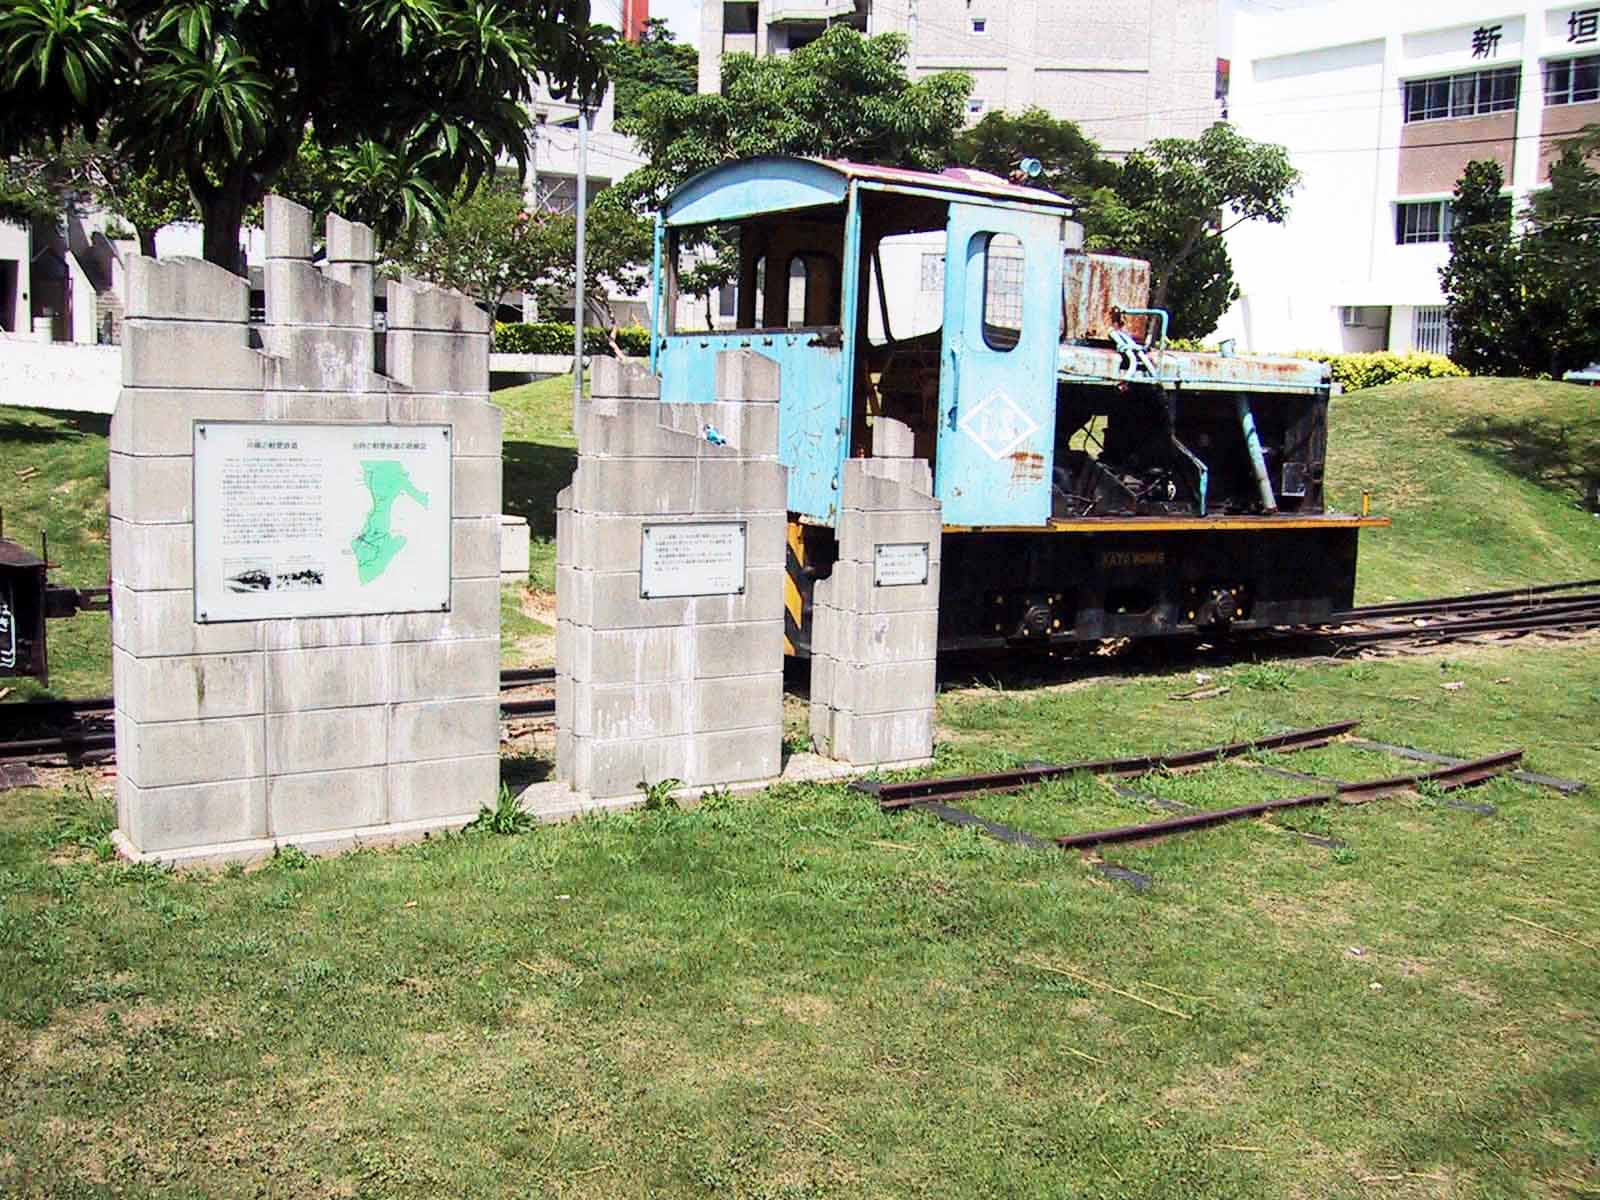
[
  {"x1": 137, "y1": 227, "x2": 158, "y2": 258},
  {"x1": 199, "y1": 178, "x2": 248, "y2": 275}
]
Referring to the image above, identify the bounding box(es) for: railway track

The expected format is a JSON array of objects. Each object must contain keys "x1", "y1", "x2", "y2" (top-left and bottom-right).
[
  {"x1": 1, "y1": 667, "x2": 558, "y2": 766},
  {"x1": 4, "y1": 580, "x2": 1598, "y2": 768}
]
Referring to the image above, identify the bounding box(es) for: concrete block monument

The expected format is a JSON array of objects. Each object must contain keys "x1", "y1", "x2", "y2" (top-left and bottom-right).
[
  {"x1": 548, "y1": 352, "x2": 786, "y2": 806},
  {"x1": 808, "y1": 454, "x2": 941, "y2": 768},
  {"x1": 109, "y1": 196, "x2": 501, "y2": 865}
]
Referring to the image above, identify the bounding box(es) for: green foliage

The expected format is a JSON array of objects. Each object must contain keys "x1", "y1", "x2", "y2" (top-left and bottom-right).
[
  {"x1": 0, "y1": 0, "x2": 609, "y2": 268},
  {"x1": 466, "y1": 785, "x2": 535, "y2": 835},
  {"x1": 637, "y1": 777, "x2": 682, "y2": 811},
  {"x1": 955, "y1": 106, "x2": 1116, "y2": 197},
  {"x1": 605, "y1": 17, "x2": 696, "y2": 126},
  {"x1": 1443, "y1": 146, "x2": 1600, "y2": 378},
  {"x1": 528, "y1": 192, "x2": 654, "y2": 333},
  {"x1": 0, "y1": 154, "x2": 58, "y2": 223},
  {"x1": 493, "y1": 321, "x2": 651, "y2": 356},
  {"x1": 1440, "y1": 159, "x2": 1523, "y2": 377},
  {"x1": 613, "y1": 26, "x2": 967, "y2": 304},
  {"x1": 391, "y1": 176, "x2": 565, "y2": 313},
  {"x1": 1295, "y1": 350, "x2": 1468, "y2": 392},
  {"x1": 615, "y1": 25, "x2": 969, "y2": 211},
  {"x1": 1083, "y1": 123, "x2": 1300, "y2": 340}
]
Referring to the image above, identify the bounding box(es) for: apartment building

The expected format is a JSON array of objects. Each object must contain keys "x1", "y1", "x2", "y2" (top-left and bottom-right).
[
  {"x1": 1219, "y1": 1, "x2": 1600, "y2": 355},
  {"x1": 698, "y1": 0, "x2": 1221, "y2": 154}
]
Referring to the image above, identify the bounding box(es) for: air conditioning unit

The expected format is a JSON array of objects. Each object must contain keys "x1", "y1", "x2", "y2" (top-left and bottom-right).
[{"x1": 1340, "y1": 306, "x2": 1365, "y2": 327}]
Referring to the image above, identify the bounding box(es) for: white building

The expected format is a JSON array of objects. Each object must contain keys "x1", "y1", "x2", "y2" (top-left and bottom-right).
[
  {"x1": 699, "y1": 0, "x2": 1222, "y2": 154},
  {"x1": 1219, "y1": 0, "x2": 1600, "y2": 355}
]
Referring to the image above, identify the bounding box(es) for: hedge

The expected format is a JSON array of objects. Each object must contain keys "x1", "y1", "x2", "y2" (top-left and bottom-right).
[
  {"x1": 492, "y1": 321, "x2": 652, "y2": 357},
  {"x1": 1292, "y1": 351, "x2": 1467, "y2": 392}
]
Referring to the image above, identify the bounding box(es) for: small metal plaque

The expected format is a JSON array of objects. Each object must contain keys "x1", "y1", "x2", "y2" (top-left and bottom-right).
[
  {"x1": 640, "y1": 521, "x2": 746, "y2": 598},
  {"x1": 873, "y1": 542, "x2": 930, "y2": 587}
]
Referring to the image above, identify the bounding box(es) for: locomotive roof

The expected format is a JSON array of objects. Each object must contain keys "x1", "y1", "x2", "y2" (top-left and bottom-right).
[{"x1": 661, "y1": 155, "x2": 1074, "y2": 228}]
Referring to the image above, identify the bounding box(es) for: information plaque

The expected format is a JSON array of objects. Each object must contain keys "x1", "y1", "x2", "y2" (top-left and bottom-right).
[
  {"x1": 193, "y1": 422, "x2": 452, "y2": 622},
  {"x1": 873, "y1": 542, "x2": 931, "y2": 587},
  {"x1": 640, "y1": 522, "x2": 746, "y2": 598}
]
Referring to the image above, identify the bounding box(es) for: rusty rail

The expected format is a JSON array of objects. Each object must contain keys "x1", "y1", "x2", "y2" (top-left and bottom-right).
[
  {"x1": 1054, "y1": 749, "x2": 1523, "y2": 849},
  {"x1": 858, "y1": 721, "x2": 1359, "y2": 811}
]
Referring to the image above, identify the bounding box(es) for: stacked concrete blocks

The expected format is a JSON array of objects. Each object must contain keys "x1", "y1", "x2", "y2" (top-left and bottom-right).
[
  {"x1": 809, "y1": 456, "x2": 942, "y2": 768},
  {"x1": 553, "y1": 352, "x2": 787, "y2": 802},
  {"x1": 110, "y1": 195, "x2": 502, "y2": 865}
]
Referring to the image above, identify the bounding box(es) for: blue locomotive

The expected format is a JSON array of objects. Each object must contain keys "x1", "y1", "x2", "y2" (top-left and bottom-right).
[{"x1": 646, "y1": 157, "x2": 1385, "y2": 653}]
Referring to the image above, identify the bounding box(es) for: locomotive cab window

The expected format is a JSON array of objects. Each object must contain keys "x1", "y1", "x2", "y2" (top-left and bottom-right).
[{"x1": 981, "y1": 233, "x2": 1025, "y2": 351}]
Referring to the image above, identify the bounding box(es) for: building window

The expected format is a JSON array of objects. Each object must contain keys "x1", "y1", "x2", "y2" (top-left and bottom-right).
[
  {"x1": 723, "y1": 2, "x2": 757, "y2": 35},
  {"x1": 971, "y1": 17, "x2": 987, "y2": 33},
  {"x1": 1545, "y1": 55, "x2": 1600, "y2": 105},
  {"x1": 1414, "y1": 306, "x2": 1452, "y2": 356},
  {"x1": 1396, "y1": 200, "x2": 1453, "y2": 245},
  {"x1": 920, "y1": 252, "x2": 945, "y2": 293},
  {"x1": 1403, "y1": 67, "x2": 1520, "y2": 122},
  {"x1": 967, "y1": 97, "x2": 985, "y2": 114}
]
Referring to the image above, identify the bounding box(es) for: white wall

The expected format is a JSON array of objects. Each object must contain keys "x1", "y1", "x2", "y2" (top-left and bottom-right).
[
  {"x1": 0, "y1": 336, "x2": 120, "y2": 414},
  {"x1": 0, "y1": 221, "x2": 28, "y2": 334}
]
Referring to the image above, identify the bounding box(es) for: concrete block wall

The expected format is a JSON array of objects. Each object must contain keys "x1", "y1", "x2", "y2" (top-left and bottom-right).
[
  {"x1": 554, "y1": 352, "x2": 786, "y2": 800},
  {"x1": 809, "y1": 457, "x2": 942, "y2": 768},
  {"x1": 110, "y1": 196, "x2": 501, "y2": 864}
]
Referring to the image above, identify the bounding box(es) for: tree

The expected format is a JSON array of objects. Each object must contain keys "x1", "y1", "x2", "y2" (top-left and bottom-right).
[
  {"x1": 394, "y1": 177, "x2": 570, "y2": 316},
  {"x1": 1443, "y1": 143, "x2": 1600, "y2": 377},
  {"x1": 605, "y1": 17, "x2": 696, "y2": 126},
  {"x1": 1439, "y1": 159, "x2": 1522, "y2": 376},
  {"x1": 1083, "y1": 123, "x2": 1300, "y2": 340},
  {"x1": 615, "y1": 26, "x2": 970, "y2": 207},
  {"x1": 955, "y1": 106, "x2": 1117, "y2": 198},
  {"x1": 84, "y1": 159, "x2": 195, "y2": 256},
  {"x1": 613, "y1": 25, "x2": 970, "y2": 306},
  {"x1": 0, "y1": 0, "x2": 608, "y2": 271},
  {"x1": 530, "y1": 193, "x2": 653, "y2": 342}
]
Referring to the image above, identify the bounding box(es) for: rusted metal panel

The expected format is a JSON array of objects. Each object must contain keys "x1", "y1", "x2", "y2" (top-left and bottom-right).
[
  {"x1": 1062, "y1": 253, "x2": 1150, "y2": 342},
  {"x1": 1057, "y1": 343, "x2": 1331, "y2": 394}
]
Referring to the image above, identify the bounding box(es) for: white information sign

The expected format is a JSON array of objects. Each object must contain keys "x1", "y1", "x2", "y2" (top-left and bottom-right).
[
  {"x1": 193, "y1": 422, "x2": 452, "y2": 622},
  {"x1": 873, "y1": 542, "x2": 930, "y2": 587},
  {"x1": 639, "y1": 522, "x2": 746, "y2": 598}
]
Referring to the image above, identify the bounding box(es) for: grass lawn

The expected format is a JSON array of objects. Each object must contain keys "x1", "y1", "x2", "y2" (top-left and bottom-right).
[
  {"x1": 2, "y1": 376, "x2": 1598, "y2": 1196},
  {"x1": 2, "y1": 640, "x2": 1597, "y2": 1197}
]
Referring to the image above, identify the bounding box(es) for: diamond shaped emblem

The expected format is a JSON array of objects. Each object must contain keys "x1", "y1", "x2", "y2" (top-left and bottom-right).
[{"x1": 958, "y1": 389, "x2": 1039, "y2": 460}]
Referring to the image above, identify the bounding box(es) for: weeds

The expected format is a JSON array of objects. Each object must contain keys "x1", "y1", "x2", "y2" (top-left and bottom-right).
[
  {"x1": 638, "y1": 777, "x2": 683, "y2": 812},
  {"x1": 1233, "y1": 661, "x2": 1295, "y2": 691},
  {"x1": 466, "y1": 784, "x2": 535, "y2": 835}
]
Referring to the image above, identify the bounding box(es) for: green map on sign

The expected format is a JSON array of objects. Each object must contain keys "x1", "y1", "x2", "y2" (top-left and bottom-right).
[{"x1": 351, "y1": 461, "x2": 429, "y2": 585}]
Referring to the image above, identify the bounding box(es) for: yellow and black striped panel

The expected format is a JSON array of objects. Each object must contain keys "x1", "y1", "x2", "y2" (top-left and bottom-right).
[{"x1": 784, "y1": 520, "x2": 809, "y2": 656}]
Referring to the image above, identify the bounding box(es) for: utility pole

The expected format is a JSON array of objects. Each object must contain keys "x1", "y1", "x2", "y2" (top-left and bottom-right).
[{"x1": 572, "y1": 104, "x2": 594, "y2": 428}]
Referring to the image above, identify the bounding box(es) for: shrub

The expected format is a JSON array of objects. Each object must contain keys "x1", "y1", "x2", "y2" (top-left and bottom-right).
[
  {"x1": 1291, "y1": 351, "x2": 1468, "y2": 392},
  {"x1": 492, "y1": 321, "x2": 651, "y2": 357}
]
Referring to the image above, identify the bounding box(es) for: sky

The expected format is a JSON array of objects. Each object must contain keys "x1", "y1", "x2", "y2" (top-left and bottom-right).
[{"x1": 651, "y1": 0, "x2": 701, "y2": 43}]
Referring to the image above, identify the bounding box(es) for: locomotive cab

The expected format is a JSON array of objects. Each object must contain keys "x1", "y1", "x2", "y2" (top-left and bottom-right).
[{"x1": 653, "y1": 157, "x2": 1072, "y2": 529}]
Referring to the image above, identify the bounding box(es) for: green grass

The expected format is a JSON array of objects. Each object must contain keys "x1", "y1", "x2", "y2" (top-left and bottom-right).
[
  {"x1": 1325, "y1": 377, "x2": 1600, "y2": 602},
  {"x1": 0, "y1": 409, "x2": 112, "y2": 699},
  {"x1": 496, "y1": 373, "x2": 578, "y2": 592},
  {"x1": 2, "y1": 641, "x2": 1596, "y2": 1197}
]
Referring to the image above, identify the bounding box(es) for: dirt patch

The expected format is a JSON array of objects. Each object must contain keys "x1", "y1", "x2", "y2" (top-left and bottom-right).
[
  {"x1": 1160, "y1": 1053, "x2": 1259, "y2": 1114},
  {"x1": 775, "y1": 993, "x2": 836, "y2": 1025},
  {"x1": 24, "y1": 1000, "x2": 179, "y2": 1072}
]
